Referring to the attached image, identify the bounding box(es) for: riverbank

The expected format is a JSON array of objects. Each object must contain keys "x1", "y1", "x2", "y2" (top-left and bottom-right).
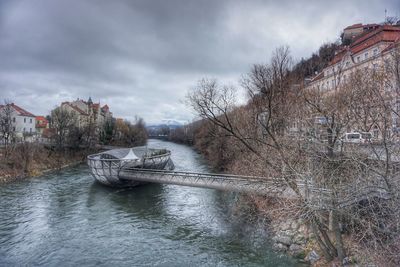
[
  {"x1": 163, "y1": 136, "x2": 379, "y2": 266},
  {"x1": 0, "y1": 144, "x2": 96, "y2": 184},
  {"x1": 229, "y1": 187, "x2": 379, "y2": 267},
  {"x1": 231, "y1": 194, "x2": 319, "y2": 265}
]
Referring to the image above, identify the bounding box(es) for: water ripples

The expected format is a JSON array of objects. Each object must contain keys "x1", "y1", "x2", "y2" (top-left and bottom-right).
[{"x1": 0, "y1": 140, "x2": 300, "y2": 266}]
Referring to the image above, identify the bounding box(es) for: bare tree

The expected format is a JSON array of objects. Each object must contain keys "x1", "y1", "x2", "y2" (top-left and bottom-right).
[
  {"x1": 0, "y1": 100, "x2": 15, "y2": 157},
  {"x1": 51, "y1": 106, "x2": 77, "y2": 150},
  {"x1": 83, "y1": 110, "x2": 98, "y2": 148},
  {"x1": 187, "y1": 46, "x2": 400, "y2": 265},
  {"x1": 384, "y1": 16, "x2": 399, "y2": 25},
  {"x1": 111, "y1": 117, "x2": 147, "y2": 146},
  {"x1": 99, "y1": 118, "x2": 115, "y2": 145}
]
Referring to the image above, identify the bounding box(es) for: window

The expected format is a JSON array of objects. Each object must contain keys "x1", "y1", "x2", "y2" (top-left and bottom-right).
[
  {"x1": 345, "y1": 61, "x2": 350, "y2": 67},
  {"x1": 30, "y1": 128, "x2": 32, "y2": 133},
  {"x1": 373, "y1": 48, "x2": 378, "y2": 55},
  {"x1": 30, "y1": 118, "x2": 32, "y2": 123},
  {"x1": 365, "y1": 52, "x2": 368, "y2": 59},
  {"x1": 373, "y1": 127, "x2": 379, "y2": 138},
  {"x1": 24, "y1": 118, "x2": 26, "y2": 123},
  {"x1": 361, "y1": 133, "x2": 372, "y2": 139},
  {"x1": 13, "y1": 117, "x2": 15, "y2": 123},
  {"x1": 357, "y1": 56, "x2": 360, "y2": 62},
  {"x1": 348, "y1": 133, "x2": 361, "y2": 140}
]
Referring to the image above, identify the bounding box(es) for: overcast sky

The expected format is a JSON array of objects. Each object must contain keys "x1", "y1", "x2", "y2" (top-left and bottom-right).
[{"x1": 0, "y1": 0, "x2": 398, "y2": 124}]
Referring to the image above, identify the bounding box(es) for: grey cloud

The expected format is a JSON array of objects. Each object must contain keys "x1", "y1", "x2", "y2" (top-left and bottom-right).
[{"x1": 0, "y1": 0, "x2": 399, "y2": 123}]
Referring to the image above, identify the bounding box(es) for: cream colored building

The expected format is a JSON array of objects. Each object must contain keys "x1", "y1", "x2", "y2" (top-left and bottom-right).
[
  {"x1": 60, "y1": 101, "x2": 89, "y2": 128},
  {"x1": 305, "y1": 24, "x2": 400, "y2": 138},
  {"x1": 341, "y1": 23, "x2": 379, "y2": 44},
  {"x1": 60, "y1": 97, "x2": 113, "y2": 129},
  {"x1": 69, "y1": 98, "x2": 112, "y2": 127},
  {"x1": 307, "y1": 25, "x2": 400, "y2": 92}
]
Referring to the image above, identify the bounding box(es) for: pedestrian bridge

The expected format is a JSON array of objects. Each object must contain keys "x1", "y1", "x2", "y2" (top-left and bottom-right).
[
  {"x1": 119, "y1": 168, "x2": 290, "y2": 195},
  {"x1": 87, "y1": 147, "x2": 391, "y2": 210}
]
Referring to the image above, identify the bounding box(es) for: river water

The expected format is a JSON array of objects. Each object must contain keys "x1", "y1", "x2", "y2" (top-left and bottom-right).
[{"x1": 0, "y1": 139, "x2": 300, "y2": 266}]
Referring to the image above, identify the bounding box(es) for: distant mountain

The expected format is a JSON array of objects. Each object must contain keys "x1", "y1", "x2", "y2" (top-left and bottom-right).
[
  {"x1": 161, "y1": 119, "x2": 183, "y2": 127},
  {"x1": 147, "y1": 119, "x2": 185, "y2": 130},
  {"x1": 146, "y1": 124, "x2": 181, "y2": 131}
]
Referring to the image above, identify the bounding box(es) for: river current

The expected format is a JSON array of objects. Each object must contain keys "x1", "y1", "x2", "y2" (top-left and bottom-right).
[{"x1": 0, "y1": 139, "x2": 300, "y2": 266}]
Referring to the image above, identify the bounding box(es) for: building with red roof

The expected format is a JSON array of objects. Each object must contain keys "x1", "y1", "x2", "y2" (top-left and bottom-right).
[
  {"x1": 307, "y1": 24, "x2": 400, "y2": 92},
  {"x1": 35, "y1": 116, "x2": 49, "y2": 135},
  {"x1": 305, "y1": 23, "x2": 400, "y2": 139},
  {"x1": 59, "y1": 97, "x2": 113, "y2": 129},
  {"x1": 60, "y1": 101, "x2": 89, "y2": 128},
  {"x1": 342, "y1": 23, "x2": 380, "y2": 44},
  {"x1": 0, "y1": 103, "x2": 36, "y2": 139}
]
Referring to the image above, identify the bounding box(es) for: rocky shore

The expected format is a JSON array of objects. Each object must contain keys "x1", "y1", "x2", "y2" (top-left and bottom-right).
[
  {"x1": 271, "y1": 218, "x2": 319, "y2": 265},
  {"x1": 270, "y1": 217, "x2": 366, "y2": 266}
]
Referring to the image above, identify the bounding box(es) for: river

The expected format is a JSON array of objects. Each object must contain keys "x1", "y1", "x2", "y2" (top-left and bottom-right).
[{"x1": 0, "y1": 139, "x2": 300, "y2": 266}]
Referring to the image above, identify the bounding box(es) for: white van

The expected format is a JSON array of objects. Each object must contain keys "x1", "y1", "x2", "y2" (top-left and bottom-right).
[{"x1": 341, "y1": 132, "x2": 372, "y2": 143}]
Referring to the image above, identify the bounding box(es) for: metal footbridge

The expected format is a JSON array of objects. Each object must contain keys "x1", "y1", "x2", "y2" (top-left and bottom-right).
[
  {"x1": 119, "y1": 168, "x2": 391, "y2": 209},
  {"x1": 87, "y1": 147, "x2": 391, "y2": 210},
  {"x1": 119, "y1": 168, "x2": 289, "y2": 195}
]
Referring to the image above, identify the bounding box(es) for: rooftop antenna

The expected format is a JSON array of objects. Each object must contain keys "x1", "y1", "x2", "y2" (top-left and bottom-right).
[{"x1": 385, "y1": 8, "x2": 387, "y2": 22}]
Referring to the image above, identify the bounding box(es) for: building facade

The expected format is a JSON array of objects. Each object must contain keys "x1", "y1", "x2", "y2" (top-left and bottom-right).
[
  {"x1": 305, "y1": 24, "x2": 400, "y2": 138},
  {"x1": 0, "y1": 103, "x2": 36, "y2": 140},
  {"x1": 35, "y1": 116, "x2": 49, "y2": 136},
  {"x1": 60, "y1": 101, "x2": 90, "y2": 128},
  {"x1": 307, "y1": 25, "x2": 400, "y2": 92},
  {"x1": 61, "y1": 97, "x2": 113, "y2": 129}
]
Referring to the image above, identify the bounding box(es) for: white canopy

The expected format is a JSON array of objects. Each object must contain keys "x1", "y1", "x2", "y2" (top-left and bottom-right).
[{"x1": 121, "y1": 148, "x2": 140, "y2": 161}]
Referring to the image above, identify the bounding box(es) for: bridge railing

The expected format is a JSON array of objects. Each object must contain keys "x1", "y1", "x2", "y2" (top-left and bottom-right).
[
  {"x1": 87, "y1": 149, "x2": 393, "y2": 210},
  {"x1": 121, "y1": 168, "x2": 392, "y2": 210},
  {"x1": 119, "y1": 168, "x2": 291, "y2": 195}
]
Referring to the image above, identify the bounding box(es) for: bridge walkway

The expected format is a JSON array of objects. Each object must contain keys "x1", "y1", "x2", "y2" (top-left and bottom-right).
[{"x1": 118, "y1": 168, "x2": 391, "y2": 209}]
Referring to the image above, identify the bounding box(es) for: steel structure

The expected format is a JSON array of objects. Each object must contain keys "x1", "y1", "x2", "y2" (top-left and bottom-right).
[
  {"x1": 87, "y1": 147, "x2": 391, "y2": 210},
  {"x1": 119, "y1": 168, "x2": 289, "y2": 195},
  {"x1": 87, "y1": 147, "x2": 173, "y2": 186}
]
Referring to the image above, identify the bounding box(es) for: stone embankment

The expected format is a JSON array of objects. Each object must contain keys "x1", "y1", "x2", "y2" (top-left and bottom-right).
[
  {"x1": 271, "y1": 218, "x2": 320, "y2": 265},
  {"x1": 271, "y1": 218, "x2": 365, "y2": 266}
]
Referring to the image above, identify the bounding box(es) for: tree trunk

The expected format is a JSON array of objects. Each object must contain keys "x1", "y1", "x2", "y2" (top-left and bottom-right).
[
  {"x1": 331, "y1": 210, "x2": 345, "y2": 264},
  {"x1": 311, "y1": 220, "x2": 335, "y2": 261}
]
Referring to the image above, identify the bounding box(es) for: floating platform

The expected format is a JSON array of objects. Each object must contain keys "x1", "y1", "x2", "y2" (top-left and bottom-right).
[{"x1": 87, "y1": 146, "x2": 174, "y2": 187}]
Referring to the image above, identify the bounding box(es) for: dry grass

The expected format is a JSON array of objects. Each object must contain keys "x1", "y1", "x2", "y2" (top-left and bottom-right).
[{"x1": 0, "y1": 144, "x2": 93, "y2": 184}]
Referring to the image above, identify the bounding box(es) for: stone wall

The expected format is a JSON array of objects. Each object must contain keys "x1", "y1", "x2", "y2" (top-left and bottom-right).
[{"x1": 271, "y1": 218, "x2": 321, "y2": 265}]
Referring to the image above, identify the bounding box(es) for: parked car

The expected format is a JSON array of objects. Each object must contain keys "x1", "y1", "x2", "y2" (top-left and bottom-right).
[{"x1": 341, "y1": 132, "x2": 372, "y2": 143}]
